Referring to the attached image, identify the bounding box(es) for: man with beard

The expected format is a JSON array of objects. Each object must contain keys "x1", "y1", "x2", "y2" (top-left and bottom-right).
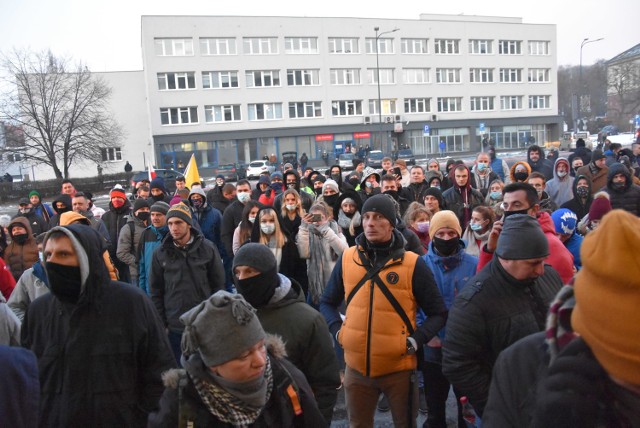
[
  {"x1": 442, "y1": 165, "x2": 484, "y2": 230},
  {"x1": 71, "y1": 193, "x2": 111, "y2": 246},
  {"x1": 527, "y1": 145, "x2": 553, "y2": 180}
]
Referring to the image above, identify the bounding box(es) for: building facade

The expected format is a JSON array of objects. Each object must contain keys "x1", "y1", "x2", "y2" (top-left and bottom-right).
[
  {"x1": 606, "y1": 42, "x2": 640, "y2": 130},
  {"x1": 141, "y1": 14, "x2": 561, "y2": 170}
]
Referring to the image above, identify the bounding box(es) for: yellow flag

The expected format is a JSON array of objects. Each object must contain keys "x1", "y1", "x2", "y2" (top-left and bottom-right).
[{"x1": 183, "y1": 154, "x2": 200, "y2": 189}]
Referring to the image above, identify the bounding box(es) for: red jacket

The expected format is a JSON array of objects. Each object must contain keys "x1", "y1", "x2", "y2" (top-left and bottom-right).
[
  {"x1": 0, "y1": 257, "x2": 16, "y2": 299},
  {"x1": 477, "y1": 212, "x2": 574, "y2": 284}
]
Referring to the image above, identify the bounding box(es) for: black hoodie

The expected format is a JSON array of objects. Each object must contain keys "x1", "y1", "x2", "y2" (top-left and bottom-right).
[
  {"x1": 48, "y1": 194, "x2": 73, "y2": 228},
  {"x1": 274, "y1": 170, "x2": 314, "y2": 212},
  {"x1": 605, "y1": 163, "x2": 640, "y2": 216},
  {"x1": 560, "y1": 174, "x2": 593, "y2": 221},
  {"x1": 527, "y1": 145, "x2": 554, "y2": 180}
]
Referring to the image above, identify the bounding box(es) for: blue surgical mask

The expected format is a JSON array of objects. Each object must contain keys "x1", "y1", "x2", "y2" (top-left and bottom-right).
[
  {"x1": 237, "y1": 192, "x2": 250, "y2": 203},
  {"x1": 470, "y1": 223, "x2": 483, "y2": 231},
  {"x1": 490, "y1": 191, "x2": 502, "y2": 200},
  {"x1": 477, "y1": 163, "x2": 488, "y2": 172}
]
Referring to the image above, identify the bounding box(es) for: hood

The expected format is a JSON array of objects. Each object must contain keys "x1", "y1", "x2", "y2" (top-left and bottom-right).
[
  {"x1": 334, "y1": 190, "x2": 363, "y2": 220},
  {"x1": 8, "y1": 216, "x2": 34, "y2": 239},
  {"x1": 527, "y1": 145, "x2": 546, "y2": 164},
  {"x1": 572, "y1": 174, "x2": 593, "y2": 199},
  {"x1": 188, "y1": 187, "x2": 207, "y2": 206},
  {"x1": 427, "y1": 158, "x2": 441, "y2": 172},
  {"x1": 360, "y1": 167, "x2": 380, "y2": 185},
  {"x1": 108, "y1": 197, "x2": 132, "y2": 214},
  {"x1": 509, "y1": 161, "x2": 532, "y2": 182},
  {"x1": 426, "y1": 239, "x2": 468, "y2": 266},
  {"x1": 607, "y1": 162, "x2": 632, "y2": 192},
  {"x1": 250, "y1": 205, "x2": 288, "y2": 242},
  {"x1": 328, "y1": 164, "x2": 344, "y2": 186},
  {"x1": 283, "y1": 170, "x2": 301, "y2": 191},
  {"x1": 52, "y1": 194, "x2": 72, "y2": 214},
  {"x1": 150, "y1": 177, "x2": 168, "y2": 193},
  {"x1": 536, "y1": 211, "x2": 556, "y2": 235},
  {"x1": 59, "y1": 211, "x2": 91, "y2": 226},
  {"x1": 425, "y1": 170, "x2": 443, "y2": 185},
  {"x1": 553, "y1": 157, "x2": 571, "y2": 180},
  {"x1": 43, "y1": 224, "x2": 110, "y2": 302}
]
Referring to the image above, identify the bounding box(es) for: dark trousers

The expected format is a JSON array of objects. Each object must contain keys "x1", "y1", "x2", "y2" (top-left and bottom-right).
[
  {"x1": 168, "y1": 330, "x2": 183, "y2": 367},
  {"x1": 422, "y1": 361, "x2": 465, "y2": 428}
]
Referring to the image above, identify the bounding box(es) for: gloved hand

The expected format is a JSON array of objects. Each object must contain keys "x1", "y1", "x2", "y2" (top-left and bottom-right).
[{"x1": 532, "y1": 338, "x2": 607, "y2": 428}]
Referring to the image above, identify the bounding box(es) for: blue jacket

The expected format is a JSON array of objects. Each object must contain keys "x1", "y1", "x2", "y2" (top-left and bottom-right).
[
  {"x1": 190, "y1": 204, "x2": 226, "y2": 258},
  {"x1": 564, "y1": 232, "x2": 583, "y2": 270},
  {"x1": 138, "y1": 225, "x2": 169, "y2": 294}
]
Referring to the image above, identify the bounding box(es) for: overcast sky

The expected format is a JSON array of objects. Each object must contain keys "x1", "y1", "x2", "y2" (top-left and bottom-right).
[{"x1": 1, "y1": 0, "x2": 637, "y2": 72}]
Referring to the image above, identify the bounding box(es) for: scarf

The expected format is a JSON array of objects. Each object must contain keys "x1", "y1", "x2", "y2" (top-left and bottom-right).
[
  {"x1": 307, "y1": 222, "x2": 339, "y2": 304},
  {"x1": 544, "y1": 284, "x2": 578, "y2": 365},
  {"x1": 190, "y1": 357, "x2": 274, "y2": 426},
  {"x1": 337, "y1": 210, "x2": 361, "y2": 238}
]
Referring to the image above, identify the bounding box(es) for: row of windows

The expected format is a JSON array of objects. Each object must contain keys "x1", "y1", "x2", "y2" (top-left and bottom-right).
[
  {"x1": 157, "y1": 68, "x2": 551, "y2": 90},
  {"x1": 155, "y1": 37, "x2": 550, "y2": 56},
  {"x1": 159, "y1": 95, "x2": 551, "y2": 125}
]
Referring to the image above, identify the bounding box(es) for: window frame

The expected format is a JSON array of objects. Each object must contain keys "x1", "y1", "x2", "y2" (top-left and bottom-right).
[
  {"x1": 528, "y1": 41, "x2": 550, "y2": 56},
  {"x1": 499, "y1": 68, "x2": 523, "y2": 83},
  {"x1": 365, "y1": 38, "x2": 394, "y2": 54},
  {"x1": 470, "y1": 96, "x2": 495, "y2": 111},
  {"x1": 404, "y1": 98, "x2": 431, "y2": 113},
  {"x1": 436, "y1": 68, "x2": 462, "y2": 84},
  {"x1": 469, "y1": 39, "x2": 493, "y2": 55},
  {"x1": 367, "y1": 68, "x2": 395, "y2": 85},
  {"x1": 160, "y1": 107, "x2": 199, "y2": 125},
  {"x1": 205, "y1": 105, "x2": 242, "y2": 123},
  {"x1": 402, "y1": 68, "x2": 430, "y2": 84},
  {"x1": 331, "y1": 100, "x2": 363, "y2": 117},
  {"x1": 199, "y1": 38, "x2": 237, "y2": 55},
  {"x1": 100, "y1": 147, "x2": 122, "y2": 162},
  {"x1": 328, "y1": 38, "x2": 359, "y2": 54},
  {"x1": 157, "y1": 72, "x2": 196, "y2": 91},
  {"x1": 401, "y1": 38, "x2": 429, "y2": 54},
  {"x1": 284, "y1": 37, "x2": 319, "y2": 54},
  {"x1": 330, "y1": 68, "x2": 361, "y2": 85},
  {"x1": 247, "y1": 103, "x2": 283, "y2": 121},
  {"x1": 245, "y1": 70, "x2": 281, "y2": 88},
  {"x1": 288, "y1": 101, "x2": 323, "y2": 119},
  {"x1": 498, "y1": 40, "x2": 522, "y2": 55},
  {"x1": 243, "y1": 37, "x2": 278, "y2": 55},
  {"x1": 202, "y1": 71, "x2": 239, "y2": 89},
  {"x1": 154, "y1": 38, "x2": 194, "y2": 56},
  {"x1": 286, "y1": 69, "x2": 320, "y2": 86},
  {"x1": 500, "y1": 96, "x2": 523, "y2": 110},
  {"x1": 434, "y1": 39, "x2": 460, "y2": 54},
  {"x1": 437, "y1": 97, "x2": 463, "y2": 112}
]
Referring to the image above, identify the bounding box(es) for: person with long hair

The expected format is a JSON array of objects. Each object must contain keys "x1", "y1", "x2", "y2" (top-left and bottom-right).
[
  {"x1": 334, "y1": 191, "x2": 363, "y2": 247},
  {"x1": 232, "y1": 201, "x2": 261, "y2": 255},
  {"x1": 461, "y1": 205, "x2": 495, "y2": 257},
  {"x1": 403, "y1": 202, "x2": 432, "y2": 253},
  {"x1": 485, "y1": 179, "x2": 505, "y2": 217},
  {"x1": 279, "y1": 188, "x2": 305, "y2": 239}
]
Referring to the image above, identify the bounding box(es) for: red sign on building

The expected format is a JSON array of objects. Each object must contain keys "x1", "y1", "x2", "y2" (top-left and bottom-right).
[
  {"x1": 354, "y1": 132, "x2": 371, "y2": 139},
  {"x1": 315, "y1": 134, "x2": 334, "y2": 141}
]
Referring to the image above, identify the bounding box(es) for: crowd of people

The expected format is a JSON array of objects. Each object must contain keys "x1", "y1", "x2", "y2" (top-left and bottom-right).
[{"x1": 0, "y1": 140, "x2": 638, "y2": 427}]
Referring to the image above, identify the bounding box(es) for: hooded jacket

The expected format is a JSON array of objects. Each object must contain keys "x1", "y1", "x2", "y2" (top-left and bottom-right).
[
  {"x1": 274, "y1": 170, "x2": 315, "y2": 213},
  {"x1": 545, "y1": 158, "x2": 575, "y2": 207},
  {"x1": 560, "y1": 174, "x2": 593, "y2": 221},
  {"x1": 21, "y1": 224, "x2": 176, "y2": 427},
  {"x1": 101, "y1": 198, "x2": 133, "y2": 254},
  {"x1": 14, "y1": 210, "x2": 48, "y2": 236},
  {"x1": 441, "y1": 166, "x2": 484, "y2": 230},
  {"x1": 7, "y1": 261, "x2": 49, "y2": 322},
  {"x1": 0, "y1": 346, "x2": 39, "y2": 427},
  {"x1": 48, "y1": 194, "x2": 72, "y2": 228},
  {"x1": 4, "y1": 217, "x2": 39, "y2": 282},
  {"x1": 137, "y1": 224, "x2": 169, "y2": 294},
  {"x1": 527, "y1": 146, "x2": 553, "y2": 180},
  {"x1": 116, "y1": 213, "x2": 148, "y2": 282},
  {"x1": 0, "y1": 293, "x2": 20, "y2": 346},
  {"x1": 604, "y1": 163, "x2": 640, "y2": 216},
  {"x1": 188, "y1": 187, "x2": 226, "y2": 258},
  {"x1": 576, "y1": 160, "x2": 608, "y2": 194},
  {"x1": 509, "y1": 161, "x2": 532, "y2": 183}
]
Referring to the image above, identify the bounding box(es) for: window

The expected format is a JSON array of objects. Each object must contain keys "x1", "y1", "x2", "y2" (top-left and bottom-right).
[
  {"x1": 157, "y1": 72, "x2": 196, "y2": 90},
  {"x1": 154, "y1": 38, "x2": 194, "y2": 56},
  {"x1": 285, "y1": 37, "x2": 318, "y2": 54},
  {"x1": 528, "y1": 68, "x2": 551, "y2": 83},
  {"x1": 528, "y1": 41, "x2": 550, "y2": 55},
  {"x1": 401, "y1": 38, "x2": 428, "y2": 54},
  {"x1": 469, "y1": 68, "x2": 494, "y2": 83},
  {"x1": 368, "y1": 99, "x2": 398, "y2": 115},
  {"x1": 367, "y1": 68, "x2": 395, "y2": 84},
  {"x1": 101, "y1": 147, "x2": 122, "y2": 162},
  {"x1": 500, "y1": 68, "x2": 523, "y2": 83},
  {"x1": 436, "y1": 68, "x2": 461, "y2": 84},
  {"x1": 287, "y1": 69, "x2": 320, "y2": 86},
  {"x1": 248, "y1": 103, "x2": 283, "y2": 120},
  {"x1": 470, "y1": 96, "x2": 495, "y2": 111},
  {"x1": 434, "y1": 39, "x2": 459, "y2": 54},
  {"x1": 160, "y1": 107, "x2": 198, "y2": 125},
  {"x1": 331, "y1": 100, "x2": 362, "y2": 116},
  {"x1": 437, "y1": 97, "x2": 463, "y2": 112},
  {"x1": 330, "y1": 69, "x2": 360, "y2": 85},
  {"x1": 498, "y1": 40, "x2": 522, "y2": 55},
  {"x1": 200, "y1": 38, "x2": 236, "y2": 55},
  {"x1": 366, "y1": 38, "x2": 394, "y2": 54},
  {"x1": 469, "y1": 39, "x2": 493, "y2": 54},
  {"x1": 202, "y1": 71, "x2": 239, "y2": 89},
  {"x1": 289, "y1": 101, "x2": 322, "y2": 118},
  {"x1": 245, "y1": 70, "x2": 280, "y2": 87},
  {"x1": 243, "y1": 38, "x2": 278, "y2": 54},
  {"x1": 529, "y1": 95, "x2": 550, "y2": 109},
  {"x1": 6, "y1": 153, "x2": 20, "y2": 162},
  {"x1": 403, "y1": 68, "x2": 430, "y2": 84},
  {"x1": 404, "y1": 98, "x2": 431, "y2": 113},
  {"x1": 205, "y1": 105, "x2": 241, "y2": 122},
  {"x1": 328, "y1": 38, "x2": 359, "y2": 54},
  {"x1": 500, "y1": 96, "x2": 523, "y2": 110}
]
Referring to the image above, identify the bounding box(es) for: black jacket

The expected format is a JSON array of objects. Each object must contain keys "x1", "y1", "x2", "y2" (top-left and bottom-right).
[
  {"x1": 442, "y1": 259, "x2": 563, "y2": 416},
  {"x1": 407, "y1": 181, "x2": 430, "y2": 203},
  {"x1": 149, "y1": 228, "x2": 225, "y2": 332},
  {"x1": 221, "y1": 200, "x2": 250, "y2": 256},
  {"x1": 441, "y1": 185, "x2": 484, "y2": 230},
  {"x1": 560, "y1": 174, "x2": 593, "y2": 221},
  {"x1": 13, "y1": 210, "x2": 48, "y2": 236},
  {"x1": 604, "y1": 162, "x2": 640, "y2": 216},
  {"x1": 22, "y1": 224, "x2": 175, "y2": 427},
  {"x1": 274, "y1": 170, "x2": 315, "y2": 213}
]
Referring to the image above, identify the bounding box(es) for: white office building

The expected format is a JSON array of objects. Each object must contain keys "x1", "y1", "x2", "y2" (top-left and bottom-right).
[{"x1": 140, "y1": 14, "x2": 561, "y2": 169}]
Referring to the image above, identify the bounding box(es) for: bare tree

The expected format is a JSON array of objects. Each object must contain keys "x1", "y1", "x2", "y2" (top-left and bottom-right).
[
  {"x1": 607, "y1": 60, "x2": 640, "y2": 129},
  {"x1": 0, "y1": 49, "x2": 123, "y2": 179}
]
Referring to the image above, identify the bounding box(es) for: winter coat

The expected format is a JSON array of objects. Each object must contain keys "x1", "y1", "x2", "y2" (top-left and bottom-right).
[
  {"x1": 470, "y1": 167, "x2": 499, "y2": 197},
  {"x1": 0, "y1": 346, "x2": 39, "y2": 428},
  {"x1": 545, "y1": 158, "x2": 575, "y2": 207},
  {"x1": 148, "y1": 336, "x2": 326, "y2": 428},
  {"x1": 7, "y1": 262, "x2": 49, "y2": 322},
  {"x1": 101, "y1": 200, "x2": 133, "y2": 279},
  {"x1": 442, "y1": 258, "x2": 563, "y2": 416},
  {"x1": 489, "y1": 157, "x2": 511, "y2": 184},
  {"x1": 32, "y1": 202, "x2": 54, "y2": 224},
  {"x1": 274, "y1": 170, "x2": 315, "y2": 213},
  {"x1": 509, "y1": 160, "x2": 532, "y2": 183},
  {"x1": 406, "y1": 180, "x2": 430, "y2": 202},
  {"x1": 396, "y1": 220, "x2": 426, "y2": 256},
  {"x1": 255, "y1": 276, "x2": 340, "y2": 423},
  {"x1": 604, "y1": 162, "x2": 640, "y2": 216},
  {"x1": 149, "y1": 228, "x2": 225, "y2": 332},
  {"x1": 116, "y1": 215, "x2": 147, "y2": 283},
  {"x1": 560, "y1": 174, "x2": 593, "y2": 221},
  {"x1": 137, "y1": 224, "x2": 169, "y2": 294},
  {"x1": 576, "y1": 162, "x2": 608, "y2": 195},
  {"x1": 188, "y1": 191, "x2": 226, "y2": 258},
  {"x1": 13, "y1": 211, "x2": 48, "y2": 236},
  {"x1": 3, "y1": 216, "x2": 39, "y2": 282},
  {"x1": 0, "y1": 294, "x2": 20, "y2": 346},
  {"x1": 527, "y1": 147, "x2": 553, "y2": 180},
  {"x1": 564, "y1": 232, "x2": 583, "y2": 270},
  {"x1": 221, "y1": 200, "x2": 249, "y2": 256},
  {"x1": 48, "y1": 194, "x2": 72, "y2": 228},
  {"x1": 21, "y1": 224, "x2": 176, "y2": 427},
  {"x1": 441, "y1": 183, "x2": 484, "y2": 230}
]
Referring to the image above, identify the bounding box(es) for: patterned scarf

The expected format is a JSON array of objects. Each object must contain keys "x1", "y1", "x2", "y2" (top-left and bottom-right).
[
  {"x1": 544, "y1": 284, "x2": 577, "y2": 365},
  {"x1": 190, "y1": 358, "x2": 274, "y2": 426}
]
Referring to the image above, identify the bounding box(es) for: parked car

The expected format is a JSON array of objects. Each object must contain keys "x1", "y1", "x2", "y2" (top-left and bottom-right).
[
  {"x1": 211, "y1": 164, "x2": 243, "y2": 182},
  {"x1": 246, "y1": 160, "x2": 276, "y2": 179},
  {"x1": 338, "y1": 153, "x2": 355, "y2": 170},
  {"x1": 365, "y1": 150, "x2": 385, "y2": 168},
  {"x1": 281, "y1": 151, "x2": 299, "y2": 170},
  {"x1": 130, "y1": 169, "x2": 182, "y2": 192},
  {"x1": 395, "y1": 149, "x2": 416, "y2": 166}
]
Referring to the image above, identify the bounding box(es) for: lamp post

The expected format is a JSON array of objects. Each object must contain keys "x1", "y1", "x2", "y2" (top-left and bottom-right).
[
  {"x1": 374, "y1": 26, "x2": 399, "y2": 152},
  {"x1": 577, "y1": 37, "x2": 604, "y2": 132}
]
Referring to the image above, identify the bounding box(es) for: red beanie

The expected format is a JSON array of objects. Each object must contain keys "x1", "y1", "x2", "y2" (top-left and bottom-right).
[
  {"x1": 110, "y1": 187, "x2": 126, "y2": 200},
  {"x1": 588, "y1": 192, "x2": 612, "y2": 221}
]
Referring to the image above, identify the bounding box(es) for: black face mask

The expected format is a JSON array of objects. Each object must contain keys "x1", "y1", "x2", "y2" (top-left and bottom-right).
[
  {"x1": 136, "y1": 212, "x2": 150, "y2": 222},
  {"x1": 383, "y1": 190, "x2": 399, "y2": 201},
  {"x1": 348, "y1": 177, "x2": 360, "y2": 187},
  {"x1": 504, "y1": 207, "x2": 530, "y2": 218},
  {"x1": 514, "y1": 172, "x2": 528, "y2": 182},
  {"x1": 433, "y1": 237, "x2": 459, "y2": 256},
  {"x1": 612, "y1": 181, "x2": 626, "y2": 191},
  {"x1": 314, "y1": 187, "x2": 323, "y2": 196},
  {"x1": 151, "y1": 193, "x2": 165, "y2": 202},
  {"x1": 576, "y1": 187, "x2": 590, "y2": 198},
  {"x1": 234, "y1": 266, "x2": 279, "y2": 308},
  {"x1": 46, "y1": 262, "x2": 82, "y2": 304},
  {"x1": 286, "y1": 183, "x2": 297, "y2": 189},
  {"x1": 323, "y1": 194, "x2": 339, "y2": 207},
  {"x1": 331, "y1": 173, "x2": 341, "y2": 181},
  {"x1": 12, "y1": 233, "x2": 28, "y2": 245}
]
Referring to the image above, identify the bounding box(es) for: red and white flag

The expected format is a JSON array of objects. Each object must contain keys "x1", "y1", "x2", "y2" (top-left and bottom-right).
[{"x1": 148, "y1": 161, "x2": 157, "y2": 181}]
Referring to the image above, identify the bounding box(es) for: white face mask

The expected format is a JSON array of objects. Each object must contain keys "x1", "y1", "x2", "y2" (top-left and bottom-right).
[
  {"x1": 248, "y1": 215, "x2": 256, "y2": 223},
  {"x1": 285, "y1": 204, "x2": 297, "y2": 211},
  {"x1": 237, "y1": 192, "x2": 250, "y2": 203},
  {"x1": 260, "y1": 223, "x2": 275, "y2": 235},
  {"x1": 557, "y1": 171, "x2": 568, "y2": 178}
]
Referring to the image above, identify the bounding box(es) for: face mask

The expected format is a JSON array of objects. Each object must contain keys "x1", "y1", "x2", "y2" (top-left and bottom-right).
[
  {"x1": 111, "y1": 198, "x2": 125, "y2": 208},
  {"x1": 365, "y1": 181, "x2": 373, "y2": 188},
  {"x1": 19, "y1": 207, "x2": 30, "y2": 214},
  {"x1": 216, "y1": 179, "x2": 224, "y2": 186},
  {"x1": 504, "y1": 207, "x2": 530, "y2": 218},
  {"x1": 234, "y1": 266, "x2": 279, "y2": 308},
  {"x1": 433, "y1": 237, "x2": 459, "y2": 256},
  {"x1": 612, "y1": 182, "x2": 626, "y2": 191},
  {"x1": 470, "y1": 222, "x2": 484, "y2": 231},
  {"x1": 191, "y1": 199, "x2": 203, "y2": 209},
  {"x1": 237, "y1": 192, "x2": 250, "y2": 203},
  {"x1": 12, "y1": 233, "x2": 28, "y2": 245},
  {"x1": 415, "y1": 221, "x2": 430, "y2": 233},
  {"x1": 248, "y1": 215, "x2": 256, "y2": 224},
  {"x1": 576, "y1": 186, "x2": 590, "y2": 198},
  {"x1": 514, "y1": 172, "x2": 528, "y2": 182},
  {"x1": 314, "y1": 187, "x2": 323, "y2": 196},
  {"x1": 348, "y1": 177, "x2": 360, "y2": 187},
  {"x1": 477, "y1": 163, "x2": 487, "y2": 172},
  {"x1": 287, "y1": 183, "x2": 296, "y2": 189},
  {"x1": 323, "y1": 194, "x2": 339, "y2": 207},
  {"x1": 285, "y1": 204, "x2": 297, "y2": 211},
  {"x1": 557, "y1": 171, "x2": 568, "y2": 178},
  {"x1": 383, "y1": 190, "x2": 398, "y2": 201},
  {"x1": 260, "y1": 223, "x2": 275, "y2": 235},
  {"x1": 331, "y1": 173, "x2": 341, "y2": 181},
  {"x1": 151, "y1": 194, "x2": 165, "y2": 202},
  {"x1": 136, "y1": 212, "x2": 150, "y2": 222},
  {"x1": 490, "y1": 191, "x2": 502, "y2": 200},
  {"x1": 46, "y1": 262, "x2": 82, "y2": 304}
]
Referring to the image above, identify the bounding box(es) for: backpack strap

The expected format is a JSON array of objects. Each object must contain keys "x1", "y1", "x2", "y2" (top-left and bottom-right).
[{"x1": 372, "y1": 275, "x2": 415, "y2": 335}]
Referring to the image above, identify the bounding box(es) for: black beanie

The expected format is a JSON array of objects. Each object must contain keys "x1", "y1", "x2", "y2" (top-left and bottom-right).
[
  {"x1": 424, "y1": 187, "x2": 444, "y2": 207},
  {"x1": 133, "y1": 198, "x2": 150, "y2": 212},
  {"x1": 233, "y1": 243, "x2": 280, "y2": 308},
  {"x1": 361, "y1": 194, "x2": 397, "y2": 227}
]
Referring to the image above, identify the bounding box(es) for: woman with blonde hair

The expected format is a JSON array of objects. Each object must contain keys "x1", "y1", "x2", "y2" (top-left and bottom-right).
[
  {"x1": 279, "y1": 188, "x2": 305, "y2": 240},
  {"x1": 403, "y1": 202, "x2": 432, "y2": 253}
]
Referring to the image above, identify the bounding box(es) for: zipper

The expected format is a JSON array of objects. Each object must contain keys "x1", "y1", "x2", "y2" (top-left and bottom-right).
[{"x1": 365, "y1": 280, "x2": 374, "y2": 377}]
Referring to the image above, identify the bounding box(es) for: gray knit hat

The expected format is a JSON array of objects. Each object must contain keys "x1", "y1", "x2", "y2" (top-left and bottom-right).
[
  {"x1": 150, "y1": 201, "x2": 169, "y2": 215},
  {"x1": 495, "y1": 214, "x2": 549, "y2": 260},
  {"x1": 180, "y1": 291, "x2": 266, "y2": 367},
  {"x1": 232, "y1": 243, "x2": 277, "y2": 272}
]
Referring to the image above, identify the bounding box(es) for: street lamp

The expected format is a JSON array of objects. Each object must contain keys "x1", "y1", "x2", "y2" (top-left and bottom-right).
[
  {"x1": 576, "y1": 37, "x2": 604, "y2": 132},
  {"x1": 374, "y1": 26, "x2": 399, "y2": 153}
]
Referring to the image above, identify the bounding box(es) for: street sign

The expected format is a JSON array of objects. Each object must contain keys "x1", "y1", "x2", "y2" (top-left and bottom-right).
[
  {"x1": 423, "y1": 124, "x2": 430, "y2": 136},
  {"x1": 479, "y1": 122, "x2": 485, "y2": 132}
]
